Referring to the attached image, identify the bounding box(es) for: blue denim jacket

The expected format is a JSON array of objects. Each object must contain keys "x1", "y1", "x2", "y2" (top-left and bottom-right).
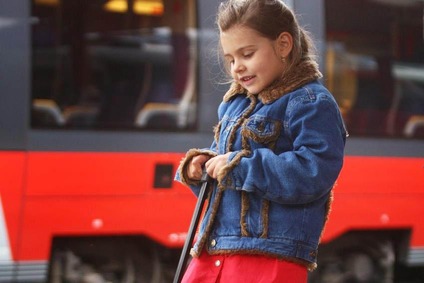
[{"x1": 176, "y1": 77, "x2": 347, "y2": 269}]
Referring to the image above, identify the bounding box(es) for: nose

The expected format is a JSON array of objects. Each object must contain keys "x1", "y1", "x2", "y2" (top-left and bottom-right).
[{"x1": 232, "y1": 60, "x2": 245, "y2": 74}]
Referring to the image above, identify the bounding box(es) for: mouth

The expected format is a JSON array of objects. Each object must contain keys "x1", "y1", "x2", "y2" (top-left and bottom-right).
[{"x1": 240, "y1": 76, "x2": 255, "y2": 83}]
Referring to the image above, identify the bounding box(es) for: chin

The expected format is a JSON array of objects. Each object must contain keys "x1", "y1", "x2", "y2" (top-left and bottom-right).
[
  {"x1": 242, "y1": 84, "x2": 258, "y2": 94},
  {"x1": 246, "y1": 88, "x2": 262, "y2": 95}
]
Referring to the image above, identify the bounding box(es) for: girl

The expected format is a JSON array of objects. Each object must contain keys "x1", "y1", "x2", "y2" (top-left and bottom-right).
[{"x1": 176, "y1": 0, "x2": 347, "y2": 282}]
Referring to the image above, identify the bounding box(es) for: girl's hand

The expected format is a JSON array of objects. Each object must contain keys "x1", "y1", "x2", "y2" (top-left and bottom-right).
[
  {"x1": 205, "y1": 152, "x2": 232, "y2": 179},
  {"x1": 187, "y1": 154, "x2": 211, "y2": 181}
]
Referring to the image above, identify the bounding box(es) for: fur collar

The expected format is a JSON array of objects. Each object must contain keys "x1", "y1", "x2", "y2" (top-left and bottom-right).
[{"x1": 223, "y1": 59, "x2": 322, "y2": 104}]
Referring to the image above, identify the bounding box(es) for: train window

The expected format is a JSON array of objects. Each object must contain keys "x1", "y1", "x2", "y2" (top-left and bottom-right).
[
  {"x1": 31, "y1": 0, "x2": 197, "y2": 131},
  {"x1": 325, "y1": 0, "x2": 424, "y2": 138}
]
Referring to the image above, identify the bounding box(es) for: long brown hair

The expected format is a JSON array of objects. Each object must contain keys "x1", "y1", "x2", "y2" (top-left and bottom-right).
[{"x1": 217, "y1": 0, "x2": 317, "y2": 73}]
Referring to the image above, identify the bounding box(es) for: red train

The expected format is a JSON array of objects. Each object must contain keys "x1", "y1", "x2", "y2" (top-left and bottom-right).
[{"x1": 0, "y1": 0, "x2": 423, "y2": 282}]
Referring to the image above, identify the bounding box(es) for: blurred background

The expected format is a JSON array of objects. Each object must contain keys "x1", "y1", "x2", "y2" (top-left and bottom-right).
[{"x1": 0, "y1": 0, "x2": 423, "y2": 282}]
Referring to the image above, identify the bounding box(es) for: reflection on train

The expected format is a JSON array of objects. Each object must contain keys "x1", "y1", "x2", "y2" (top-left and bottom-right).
[
  {"x1": 32, "y1": 0, "x2": 197, "y2": 130},
  {"x1": 0, "y1": 0, "x2": 423, "y2": 282}
]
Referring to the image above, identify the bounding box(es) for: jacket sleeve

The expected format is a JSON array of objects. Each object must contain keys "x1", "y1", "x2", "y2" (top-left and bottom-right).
[
  {"x1": 174, "y1": 100, "x2": 227, "y2": 196},
  {"x1": 227, "y1": 93, "x2": 346, "y2": 205},
  {"x1": 174, "y1": 145, "x2": 217, "y2": 196}
]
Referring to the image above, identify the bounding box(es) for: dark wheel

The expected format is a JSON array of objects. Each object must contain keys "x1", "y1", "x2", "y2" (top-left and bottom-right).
[
  {"x1": 308, "y1": 240, "x2": 395, "y2": 283},
  {"x1": 49, "y1": 238, "x2": 164, "y2": 283}
]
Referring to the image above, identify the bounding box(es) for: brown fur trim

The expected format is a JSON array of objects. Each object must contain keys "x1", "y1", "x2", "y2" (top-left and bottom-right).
[
  {"x1": 192, "y1": 94, "x2": 258, "y2": 256},
  {"x1": 223, "y1": 82, "x2": 245, "y2": 102},
  {"x1": 318, "y1": 190, "x2": 334, "y2": 242},
  {"x1": 240, "y1": 191, "x2": 250, "y2": 237},
  {"x1": 260, "y1": 199, "x2": 270, "y2": 238},
  {"x1": 214, "y1": 94, "x2": 257, "y2": 184},
  {"x1": 258, "y1": 60, "x2": 322, "y2": 104},
  {"x1": 241, "y1": 118, "x2": 251, "y2": 151},
  {"x1": 190, "y1": 185, "x2": 225, "y2": 257},
  {"x1": 216, "y1": 149, "x2": 251, "y2": 184},
  {"x1": 241, "y1": 119, "x2": 282, "y2": 151},
  {"x1": 223, "y1": 93, "x2": 257, "y2": 153},
  {"x1": 223, "y1": 59, "x2": 322, "y2": 104},
  {"x1": 178, "y1": 148, "x2": 217, "y2": 186},
  {"x1": 213, "y1": 122, "x2": 222, "y2": 147}
]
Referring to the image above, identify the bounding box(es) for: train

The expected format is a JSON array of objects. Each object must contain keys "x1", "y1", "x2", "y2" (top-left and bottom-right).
[{"x1": 1, "y1": 0, "x2": 423, "y2": 282}]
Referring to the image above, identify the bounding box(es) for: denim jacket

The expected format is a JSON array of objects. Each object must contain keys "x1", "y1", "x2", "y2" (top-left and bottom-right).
[{"x1": 176, "y1": 60, "x2": 347, "y2": 270}]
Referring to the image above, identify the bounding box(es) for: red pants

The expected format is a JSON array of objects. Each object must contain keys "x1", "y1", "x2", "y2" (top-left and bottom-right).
[{"x1": 182, "y1": 252, "x2": 308, "y2": 283}]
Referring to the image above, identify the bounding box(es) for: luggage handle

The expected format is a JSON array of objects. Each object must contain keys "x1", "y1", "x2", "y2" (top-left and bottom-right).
[{"x1": 173, "y1": 169, "x2": 213, "y2": 283}]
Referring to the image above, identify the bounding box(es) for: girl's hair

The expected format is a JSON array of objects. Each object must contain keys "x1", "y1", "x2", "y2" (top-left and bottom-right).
[{"x1": 217, "y1": 0, "x2": 316, "y2": 71}]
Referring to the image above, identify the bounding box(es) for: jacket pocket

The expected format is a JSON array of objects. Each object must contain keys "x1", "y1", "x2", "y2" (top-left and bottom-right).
[{"x1": 242, "y1": 115, "x2": 282, "y2": 149}]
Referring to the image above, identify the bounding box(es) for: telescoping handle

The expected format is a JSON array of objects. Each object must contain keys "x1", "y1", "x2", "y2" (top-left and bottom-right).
[{"x1": 173, "y1": 169, "x2": 213, "y2": 283}]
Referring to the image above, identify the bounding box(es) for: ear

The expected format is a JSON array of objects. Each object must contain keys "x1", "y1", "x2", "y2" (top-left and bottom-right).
[{"x1": 276, "y1": 32, "x2": 293, "y2": 58}]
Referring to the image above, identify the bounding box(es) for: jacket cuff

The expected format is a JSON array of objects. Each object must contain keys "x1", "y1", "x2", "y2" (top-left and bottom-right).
[
  {"x1": 178, "y1": 148, "x2": 217, "y2": 186},
  {"x1": 216, "y1": 150, "x2": 249, "y2": 189}
]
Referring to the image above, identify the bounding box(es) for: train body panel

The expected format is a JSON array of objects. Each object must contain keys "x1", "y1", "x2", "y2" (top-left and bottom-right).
[{"x1": 1, "y1": 0, "x2": 423, "y2": 282}]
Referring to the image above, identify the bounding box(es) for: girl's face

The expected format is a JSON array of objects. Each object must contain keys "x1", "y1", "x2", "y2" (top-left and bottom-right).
[{"x1": 220, "y1": 25, "x2": 286, "y2": 94}]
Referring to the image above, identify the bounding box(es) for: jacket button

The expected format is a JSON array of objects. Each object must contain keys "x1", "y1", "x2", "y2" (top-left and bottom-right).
[
  {"x1": 215, "y1": 260, "x2": 221, "y2": 267},
  {"x1": 210, "y1": 239, "x2": 217, "y2": 247}
]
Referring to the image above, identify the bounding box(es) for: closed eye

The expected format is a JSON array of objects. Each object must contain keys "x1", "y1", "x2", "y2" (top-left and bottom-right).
[{"x1": 243, "y1": 52, "x2": 254, "y2": 58}]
